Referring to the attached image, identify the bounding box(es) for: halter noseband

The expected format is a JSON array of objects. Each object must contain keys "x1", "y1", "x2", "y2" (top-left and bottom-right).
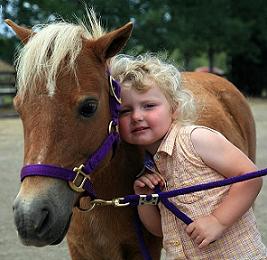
[{"x1": 20, "y1": 74, "x2": 121, "y2": 199}]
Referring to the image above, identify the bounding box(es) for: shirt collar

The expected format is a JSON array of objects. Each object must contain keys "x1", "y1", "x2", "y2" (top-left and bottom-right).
[
  {"x1": 142, "y1": 122, "x2": 181, "y2": 174},
  {"x1": 157, "y1": 122, "x2": 181, "y2": 156}
]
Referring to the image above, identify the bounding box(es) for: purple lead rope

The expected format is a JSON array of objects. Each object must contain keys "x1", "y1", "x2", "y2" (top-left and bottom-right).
[{"x1": 122, "y1": 167, "x2": 267, "y2": 225}]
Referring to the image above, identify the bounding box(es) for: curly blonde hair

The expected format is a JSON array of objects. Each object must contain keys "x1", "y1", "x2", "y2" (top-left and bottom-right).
[{"x1": 110, "y1": 53, "x2": 197, "y2": 124}]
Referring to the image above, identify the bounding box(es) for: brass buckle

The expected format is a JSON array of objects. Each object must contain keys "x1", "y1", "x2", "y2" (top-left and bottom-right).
[
  {"x1": 109, "y1": 76, "x2": 121, "y2": 104},
  {"x1": 69, "y1": 164, "x2": 90, "y2": 193}
]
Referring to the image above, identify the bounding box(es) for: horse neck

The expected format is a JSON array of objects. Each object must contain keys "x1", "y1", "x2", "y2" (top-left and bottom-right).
[{"x1": 93, "y1": 142, "x2": 144, "y2": 199}]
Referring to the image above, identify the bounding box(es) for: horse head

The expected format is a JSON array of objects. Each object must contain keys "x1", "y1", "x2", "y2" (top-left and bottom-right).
[{"x1": 6, "y1": 14, "x2": 133, "y2": 247}]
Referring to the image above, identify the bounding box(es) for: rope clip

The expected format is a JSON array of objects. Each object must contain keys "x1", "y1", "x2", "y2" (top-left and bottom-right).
[{"x1": 89, "y1": 197, "x2": 130, "y2": 209}]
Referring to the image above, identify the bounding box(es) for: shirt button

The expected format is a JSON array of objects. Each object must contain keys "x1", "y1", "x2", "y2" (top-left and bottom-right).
[{"x1": 171, "y1": 240, "x2": 180, "y2": 246}]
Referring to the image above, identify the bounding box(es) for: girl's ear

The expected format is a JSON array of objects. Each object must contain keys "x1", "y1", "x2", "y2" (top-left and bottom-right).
[{"x1": 171, "y1": 107, "x2": 179, "y2": 121}]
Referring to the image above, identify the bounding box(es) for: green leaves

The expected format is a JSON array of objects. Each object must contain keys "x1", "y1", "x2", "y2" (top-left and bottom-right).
[{"x1": 2, "y1": 0, "x2": 267, "y2": 95}]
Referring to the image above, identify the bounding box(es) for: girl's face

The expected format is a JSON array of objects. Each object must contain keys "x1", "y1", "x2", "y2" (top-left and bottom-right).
[{"x1": 119, "y1": 82, "x2": 175, "y2": 154}]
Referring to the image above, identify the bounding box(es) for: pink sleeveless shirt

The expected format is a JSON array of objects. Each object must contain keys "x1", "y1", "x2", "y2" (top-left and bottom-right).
[{"x1": 151, "y1": 124, "x2": 267, "y2": 259}]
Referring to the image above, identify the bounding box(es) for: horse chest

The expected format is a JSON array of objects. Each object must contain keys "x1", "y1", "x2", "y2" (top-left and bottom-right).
[{"x1": 68, "y1": 208, "x2": 137, "y2": 259}]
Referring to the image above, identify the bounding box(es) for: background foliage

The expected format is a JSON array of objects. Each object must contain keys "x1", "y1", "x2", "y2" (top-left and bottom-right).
[{"x1": 1, "y1": 0, "x2": 267, "y2": 96}]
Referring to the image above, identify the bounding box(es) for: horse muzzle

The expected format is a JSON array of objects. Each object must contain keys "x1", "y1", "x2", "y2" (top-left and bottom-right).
[{"x1": 13, "y1": 179, "x2": 74, "y2": 246}]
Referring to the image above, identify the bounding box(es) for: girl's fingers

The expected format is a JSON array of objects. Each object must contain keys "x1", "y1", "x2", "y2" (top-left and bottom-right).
[
  {"x1": 147, "y1": 173, "x2": 166, "y2": 187},
  {"x1": 134, "y1": 180, "x2": 145, "y2": 188},
  {"x1": 144, "y1": 174, "x2": 160, "y2": 185},
  {"x1": 194, "y1": 235, "x2": 203, "y2": 245},
  {"x1": 186, "y1": 225, "x2": 202, "y2": 241},
  {"x1": 190, "y1": 229, "x2": 199, "y2": 240},
  {"x1": 141, "y1": 175, "x2": 160, "y2": 188},
  {"x1": 138, "y1": 175, "x2": 156, "y2": 189},
  {"x1": 159, "y1": 179, "x2": 166, "y2": 188},
  {"x1": 185, "y1": 223, "x2": 195, "y2": 235},
  {"x1": 198, "y1": 239, "x2": 211, "y2": 249},
  {"x1": 135, "y1": 173, "x2": 166, "y2": 191}
]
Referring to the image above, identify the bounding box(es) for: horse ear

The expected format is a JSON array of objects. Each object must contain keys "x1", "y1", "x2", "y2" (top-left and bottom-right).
[
  {"x1": 92, "y1": 22, "x2": 133, "y2": 61},
  {"x1": 5, "y1": 19, "x2": 33, "y2": 44}
]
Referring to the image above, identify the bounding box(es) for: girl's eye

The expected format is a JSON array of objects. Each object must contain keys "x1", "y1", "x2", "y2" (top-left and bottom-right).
[
  {"x1": 79, "y1": 99, "x2": 98, "y2": 118},
  {"x1": 119, "y1": 109, "x2": 130, "y2": 116},
  {"x1": 144, "y1": 103, "x2": 156, "y2": 109}
]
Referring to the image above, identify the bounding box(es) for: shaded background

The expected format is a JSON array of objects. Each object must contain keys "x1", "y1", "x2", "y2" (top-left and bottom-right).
[{"x1": 1, "y1": 0, "x2": 267, "y2": 96}]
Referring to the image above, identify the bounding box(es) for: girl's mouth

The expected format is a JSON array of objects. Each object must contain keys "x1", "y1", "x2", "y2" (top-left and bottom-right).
[{"x1": 131, "y1": 127, "x2": 149, "y2": 133}]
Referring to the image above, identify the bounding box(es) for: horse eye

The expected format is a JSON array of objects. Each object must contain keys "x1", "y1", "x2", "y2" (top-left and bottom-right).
[{"x1": 79, "y1": 99, "x2": 98, "y2": 118}]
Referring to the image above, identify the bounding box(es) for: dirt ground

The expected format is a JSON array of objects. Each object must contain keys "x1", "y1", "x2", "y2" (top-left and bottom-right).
[{"x1": 0, "y1": 98, "x2": 266, "y2": 260}]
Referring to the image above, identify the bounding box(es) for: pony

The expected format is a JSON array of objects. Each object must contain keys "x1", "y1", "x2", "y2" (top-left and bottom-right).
[{"x1": 6, "y1": 10, "x2": 255, "y2": 260}]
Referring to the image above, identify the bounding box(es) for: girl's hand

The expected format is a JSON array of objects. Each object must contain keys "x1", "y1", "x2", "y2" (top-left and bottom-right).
[
  {"x1": 134, "y1": 173, "x2": 165, "y2": 195},
  {"x1": 185, "y1": 214, "x2": 227, "y2": 249}
]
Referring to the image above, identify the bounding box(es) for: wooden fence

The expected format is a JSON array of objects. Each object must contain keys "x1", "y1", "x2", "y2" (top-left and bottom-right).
[{"x1": 0, "y1": 71, "x2": 16, "y2": 108}]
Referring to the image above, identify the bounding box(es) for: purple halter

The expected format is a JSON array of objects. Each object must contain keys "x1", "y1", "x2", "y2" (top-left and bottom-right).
[{"x1": 21, "y1": 75, "x2": 121, "y2": 199}]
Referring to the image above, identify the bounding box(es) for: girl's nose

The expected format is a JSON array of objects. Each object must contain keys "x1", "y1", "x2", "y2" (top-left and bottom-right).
[{"x1": 131, "y1": 109, "x2": 143, "y2": 122}]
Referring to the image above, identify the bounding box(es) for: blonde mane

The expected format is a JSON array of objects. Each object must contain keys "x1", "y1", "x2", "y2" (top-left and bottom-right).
[{"x1": 16, "y1": 9, "x2": 106, "y2": 96}]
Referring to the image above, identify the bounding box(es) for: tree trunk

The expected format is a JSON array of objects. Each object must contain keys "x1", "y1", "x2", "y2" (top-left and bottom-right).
[{"x1": 208, "y1": 45, "x2": 214, "y2": 73}]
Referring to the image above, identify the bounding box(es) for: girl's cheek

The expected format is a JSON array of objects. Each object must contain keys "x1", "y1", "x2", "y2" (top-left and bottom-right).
[
  {"x1": 119, "y1": 129, "x2": 130, "y2": 142},
  {"x1": 119, "y1": 120, "x2": 129, "y2": 137},
  {"x1": 118, "y1": 118, "x2": 126, "y2": 129}
]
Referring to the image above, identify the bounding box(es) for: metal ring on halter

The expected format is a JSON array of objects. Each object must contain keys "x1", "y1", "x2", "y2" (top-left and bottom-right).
[
  {"x1": 77, "y1": 199, "x2": 96, "y2": 212},
  {"x1": 108, "y1": 120, "x2": 119, "y2": 134},
  {"x1": 77, "y1": 203, "x2": 96, "y2": 212},
  {"x1": 109, "y1": 76, "x2": 121, "y2": 104}
]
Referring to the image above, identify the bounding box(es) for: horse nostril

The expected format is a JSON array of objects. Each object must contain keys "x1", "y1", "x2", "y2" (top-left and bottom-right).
[{"x1": 34, "y1": 209, "x2": 50, "y2": 235}]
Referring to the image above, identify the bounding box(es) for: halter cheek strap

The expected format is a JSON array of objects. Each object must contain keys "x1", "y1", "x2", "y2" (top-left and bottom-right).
[{"x1": 20, "y1": 74, "x2": 121, "y2": 198}]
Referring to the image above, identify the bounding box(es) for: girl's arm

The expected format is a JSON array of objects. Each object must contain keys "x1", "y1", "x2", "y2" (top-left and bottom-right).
[
  {"x1": 134, "y1": 173, "x2": 164, "y2": 237},
  {"x1": 191, "y1": 127, "x2": 261, "y2": 226},
  {"x1": 186, "y1": 127, "x2": 262, "y2": 247},
  {"x1": 137, "y1": 205, "x2": 163, "y2": 237}
]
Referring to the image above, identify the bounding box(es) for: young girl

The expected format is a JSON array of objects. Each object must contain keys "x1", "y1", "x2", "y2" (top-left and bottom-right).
[{"x1": 110, "y1": 54, "x2": 267, "y2": 259}]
